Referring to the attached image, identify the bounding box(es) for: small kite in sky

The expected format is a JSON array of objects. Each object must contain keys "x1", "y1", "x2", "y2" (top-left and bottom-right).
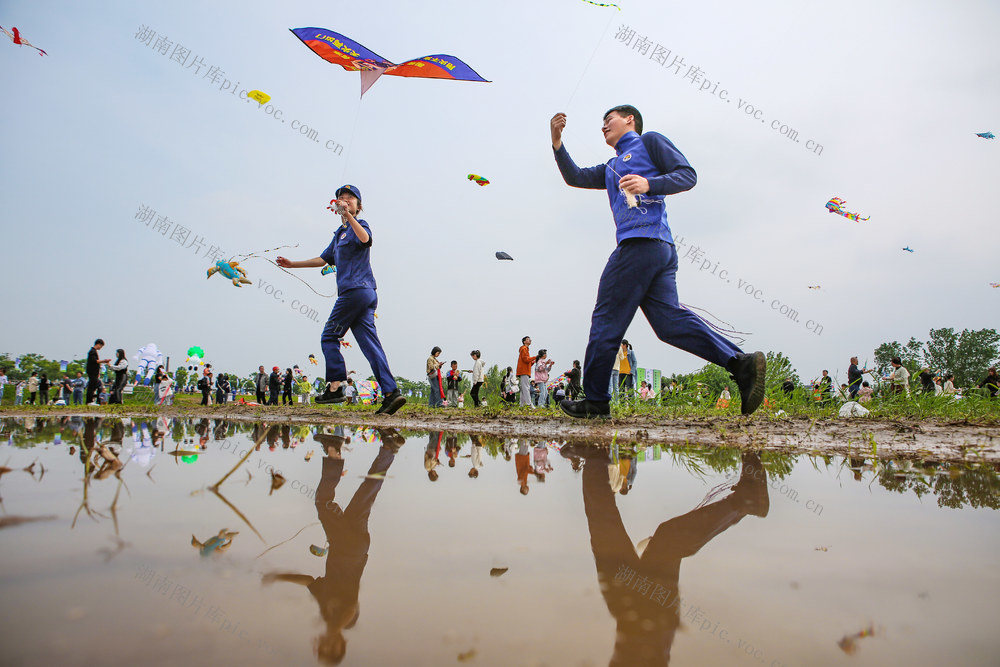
[
  {"x1": 902, "y1": 247, "x2": 914, "y2": 253},
  {"x1": 990, "y1": 282, "x2": 999, "y2": 288},
  {"x1": 825, "y1": 197, "x2": 869, "y2": 222},
  {"x1": 467, "y1": 174, "x2": 490, "y2": 186},
  {"x1": 321, "y1": 264, "x2": 336, "y2": 276},
  {"x1": 495, "y1": 251, "x2": 513, "y2": 261},
  {"x1": 248, "y1": 90, "x2": 270, "y2": 104},
  {"x1": 807, "y1": 285, "x2": 821, "y2": 290},
  {"x1": 290, "y1": 27, "x2": 490, "y2": 97},
  {"x1": 207, "y1": 260, "x2": 251, "y2": 286},
  {"x1": 975, "y1": 132, "x2": 995, "y2": 139},
  {"x1": 340, "y1": 340, "x2": 352, "y2": 348},
  {"x1": 1, "y1": 25, "x2": 47, "y2": 55},
  {"x1": 580, "y1": 0, "x2": 622, "y2": 8}
]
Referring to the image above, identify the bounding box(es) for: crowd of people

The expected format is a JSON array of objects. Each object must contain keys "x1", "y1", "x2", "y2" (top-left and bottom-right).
[
  {"x1": 2, "y1": 343, "x2": 997, "y2": 412},
  {"x1": 784, "y1": 356, "x2": 999, "y2": 405}
]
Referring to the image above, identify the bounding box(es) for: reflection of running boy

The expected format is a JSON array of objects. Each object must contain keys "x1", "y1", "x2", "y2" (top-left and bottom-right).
[
  {"x1": 277, "y1": 185, "x2": 406, "y2": 415},
  {"x1": 565, "y1": 445, "x2": 769, "y2": 665},
  {"x1": 550, "y1": 107, "x2": 766, "y2": 418}
]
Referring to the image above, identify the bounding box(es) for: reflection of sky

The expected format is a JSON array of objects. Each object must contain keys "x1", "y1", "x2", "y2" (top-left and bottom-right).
[
  {"x1": 0, "y1": 419, "x2": 997, "y2": 665},
  {"x1": 2, "y1": 1, "x2": 998, "y2": 384}
]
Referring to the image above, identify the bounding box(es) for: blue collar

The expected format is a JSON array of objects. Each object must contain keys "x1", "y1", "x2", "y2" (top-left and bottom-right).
[{"x1": 614, "y1": 131, "x2": 641, "y2": 155}]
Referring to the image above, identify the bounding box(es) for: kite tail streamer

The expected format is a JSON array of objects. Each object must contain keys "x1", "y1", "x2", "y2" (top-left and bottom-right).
[{"x1": 679, "y1": 303, "x2": 751, "y2": 347}]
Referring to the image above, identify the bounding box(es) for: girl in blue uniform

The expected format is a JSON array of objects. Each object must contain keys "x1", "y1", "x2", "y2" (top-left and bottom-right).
[{"x1": 277, "y1": 185, "x2": 406, "y2": 415}]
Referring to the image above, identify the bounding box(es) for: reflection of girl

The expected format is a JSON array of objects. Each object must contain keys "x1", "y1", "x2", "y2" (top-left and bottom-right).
[
  {"x1": 262, "y1": 436, "x2": 398, "y2": 665},
  {"x1": 277, "y1": 185, "x2": 405, "y2": 415}
]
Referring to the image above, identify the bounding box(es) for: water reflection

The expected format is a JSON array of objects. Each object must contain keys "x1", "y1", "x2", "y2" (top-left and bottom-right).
[
  {"x1": 564, "y1": 444, "x2": 769, "y2": 666},
  {"x1": 1, "y1": 417, "x2": 998, "y2": 666},
  {"x1": 262, "y1": 426, "x2": 405, "y2": 665}
]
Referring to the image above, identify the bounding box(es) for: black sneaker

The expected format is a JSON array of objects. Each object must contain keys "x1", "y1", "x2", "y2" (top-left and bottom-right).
[
  {"x1": 375, "y1": 390, "x2": 406, "y2": 415},
  {"x1": 730, "y1": 453, "x2": 770, "y2": 517},
  {"x1": 376, "y1": 428, "x2": 406, "y2": 452},
  {"x1": 313, "y1": 433, "x2": 347, "y2": 455},
  {"x1": 559, "y1": 399, "x2": 611, "y2": 419},
  {"x1": 726, "y1": 351, "x2": 766, "y2": 415},
  {"x1": 315, "y1": 387, "x2": 346, "y2": 404},
  {"x1": 559, "y1": 443, "x2": 610, "y2": 461}
]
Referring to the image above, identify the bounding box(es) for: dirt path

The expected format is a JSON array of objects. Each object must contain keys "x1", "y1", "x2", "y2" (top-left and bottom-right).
[{"x1": 4, "y1": 405, "x2": 998, "y2": 463}]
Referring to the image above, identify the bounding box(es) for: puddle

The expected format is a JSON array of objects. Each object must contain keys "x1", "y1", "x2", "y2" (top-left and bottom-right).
[{"x1": 0, "y1": 417, "x2": 997, "y2": 666}]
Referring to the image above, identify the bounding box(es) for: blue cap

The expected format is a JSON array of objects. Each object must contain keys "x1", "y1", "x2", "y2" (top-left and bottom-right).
[{"x1": 335, "y1": 184, "x2": 362, "y2": 204}]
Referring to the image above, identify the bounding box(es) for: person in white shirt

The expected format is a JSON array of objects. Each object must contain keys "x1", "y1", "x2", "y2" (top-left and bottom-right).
[
  {"x1": 942, "y1": 374, "x2": 957, "y2": 395},
  {"x1": 108, "y1": 349, "x2": 129, "y2": 404},
  {"x1": 0, "y1": 368, "x2": 8, "y2": 405},
  {"x1": 466, "y1": 350, "x2": 486, "y2": 407},
  {"x1": 887, "y1": 357, "x2": 910, "y2": 396}
]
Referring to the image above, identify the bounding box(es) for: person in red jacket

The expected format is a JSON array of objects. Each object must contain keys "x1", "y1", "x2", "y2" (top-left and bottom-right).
[{"x1": 516, "y1": 336, "x2": 537, "y2": 408}]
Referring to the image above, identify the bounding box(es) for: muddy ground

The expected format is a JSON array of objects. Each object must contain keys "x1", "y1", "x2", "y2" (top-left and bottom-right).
[{"x1": 5, "y1": 405, "x2": 999, "y2": 463}]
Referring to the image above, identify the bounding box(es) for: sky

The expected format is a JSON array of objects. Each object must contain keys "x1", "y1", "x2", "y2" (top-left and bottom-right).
[{"x1": 2, "y1": 0, "x2": 998, "y2": 386}]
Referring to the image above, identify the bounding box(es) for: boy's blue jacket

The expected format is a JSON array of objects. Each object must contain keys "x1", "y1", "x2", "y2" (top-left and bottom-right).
[{"x1": 553, "y1": 130, "x2": 696, "y2": 245}]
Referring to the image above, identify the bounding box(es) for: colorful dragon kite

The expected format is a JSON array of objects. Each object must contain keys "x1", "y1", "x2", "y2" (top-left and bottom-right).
[
  {"x1": 825, "y1": 197, "x2": 869, "y2": 222},
  {"x1": 290, "y1": 27, "x2": 490, "y2": 97}
]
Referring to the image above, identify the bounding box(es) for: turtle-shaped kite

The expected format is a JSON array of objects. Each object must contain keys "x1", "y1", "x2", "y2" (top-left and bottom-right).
[
  {"x1": 192, "y1": 529, "x2": 239, "y2": 556},
  {"x1": 207, "y1": 260, "x2": 251, "y2": 287}
]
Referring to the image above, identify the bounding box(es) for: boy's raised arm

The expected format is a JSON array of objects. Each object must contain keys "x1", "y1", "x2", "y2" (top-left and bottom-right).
[{"x1": 551, "y1": 112, "x2": 606, "y2": 190}]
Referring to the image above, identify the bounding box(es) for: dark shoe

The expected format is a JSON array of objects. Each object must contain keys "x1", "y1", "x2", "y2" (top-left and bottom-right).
[
  {"x1": 315, "y1": 387, "x2": 346, "y2": 404},
  {"x1": 730, "y1": 452, "x2": 769, "y2": 516},
  {"x1": 727, "y1": 351, "x2": 766, "y2": 415},
  {"x1": 313, "y1": 433, "x2": 347, "y2": 455},
  {"x1": 559, "y1": 443, "x2": 610, "y2": 461},
  {"x1": 376, "y1": 428, "x2": 406, "y2": 452},
  {"x1": 375, "y1": 390, "x2": 406, "y2": 415},
  {"x1": 559, "y1": 399, "x2": 611, "y2": 419}
]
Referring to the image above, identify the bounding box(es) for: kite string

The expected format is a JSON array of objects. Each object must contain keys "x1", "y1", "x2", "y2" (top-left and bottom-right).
[
  {"x1": 255, "y1": 257, "x2": 337, "y2": 299},
  {"x1": 255, "y1": 521, "x2": 321, "y2": 559},
  {"x1": 230, "y1": 244, "x2": 337, "y2": 299},
  {"x1": 340, "y1": 97, "x2": 363, "y2": 182},
  {"x1": 230, "y1": 243, "x2": 300, "y2": 263},
  {"x1": 565, "y1": 12, "x2": 615, "y2": 108}
]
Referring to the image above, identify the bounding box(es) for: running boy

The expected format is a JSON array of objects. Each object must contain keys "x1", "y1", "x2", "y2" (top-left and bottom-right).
[
  {"x1": 277, "y1": 184, "x2": 406, "y2": 415},
  {"x1": 550, "y1": 106, "x2": 766, "y2": 418}
]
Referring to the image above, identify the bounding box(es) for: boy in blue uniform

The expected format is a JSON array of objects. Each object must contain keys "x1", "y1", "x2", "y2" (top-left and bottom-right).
[
  {"x1": 277, "y1": 185, "x2": 406, "y2": 415},
  {"x1": 550, "y1": 106, "x2": 766, "y2": 418}
]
